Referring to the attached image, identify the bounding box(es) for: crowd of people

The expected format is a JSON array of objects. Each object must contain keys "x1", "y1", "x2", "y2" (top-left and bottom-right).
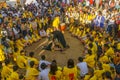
[{"x1": 0, "y1": 0, "x2": 120, "y2": 80}]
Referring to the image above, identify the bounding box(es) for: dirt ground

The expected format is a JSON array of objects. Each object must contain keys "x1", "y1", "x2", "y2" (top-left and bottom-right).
[{"x1": 25, "y1": 31, "x2": 84, "y2": 67}]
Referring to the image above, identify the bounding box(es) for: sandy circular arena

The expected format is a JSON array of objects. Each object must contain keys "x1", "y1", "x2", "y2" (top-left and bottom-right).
[{"x1": 25, "y1": 31, "x2": 84, "y2": 67}]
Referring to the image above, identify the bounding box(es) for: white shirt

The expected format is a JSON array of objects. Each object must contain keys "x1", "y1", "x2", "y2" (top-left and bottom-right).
[
  {"x1": 40, "y1": 30, "x2": 47, "y2": 37},
  {"x1": 77, "y1": 62, "x2": 88, "y2": 77},
  {"x1": 39, "y1": 60, "x2": 51, "y2": 71},
  {"x1": 86, "y1": 0, "x2": 90, "y2": 6},
  {"x1": 38, "y1": 68, "x2": 50, "y2": 80}
]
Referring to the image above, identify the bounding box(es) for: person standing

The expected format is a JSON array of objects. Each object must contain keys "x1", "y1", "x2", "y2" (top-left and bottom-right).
[
  {"x1": 89, "y1": 0, "x2": 94, "y2": 6},
  {"x1": 94, "y1": 11, "x2": 105, "y2": 31},
  {"x1": 95, "y1": 0, "x2": 100, "y2": 9}
]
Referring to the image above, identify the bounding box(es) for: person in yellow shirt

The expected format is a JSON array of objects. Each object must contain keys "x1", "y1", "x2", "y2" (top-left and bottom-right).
[
  {"x1": 52, "y1": 15, "x2": 60, "y2": 30},
  {"x1": 3, "y1": 1, "x2": 7, "y2": 8},
  {"x1": 16, "y1": 50, "x2": 27, "y2": 68},
  {"x1": 117, "y1": 42, "x2": 120, "y2": 50},
  {"x1": 102, "y1": 71, "x2": 112, "y2": 80},
  {"x1": 15, "y1": 39, "x2": 25, "y2": 51},
  {"x1": 63, "y1": 59, "x2": 78, "y2": 80},
  {"x1": 90, "y1": 38, "x2": 98, "y2": 54},
  {"x1": 49, "y1": 62, "x2": 62, "y2": 80},
  {"x1": 1, "y1": 59, "x2": 13, "y2": 80},
  {"x1": 88, "y1": 43, "x2": 96, "y2": 54},
  {"x1": 94, "y1": 62, "x2": 105, "y2": 80},
  {"x1": 84, "y1": 68, "x2": 97, "y2": 80},
  {"x1": 102, "y1": 62, "x2": 111, "y2": 72},
  {"x1": 84, "y1": 50, "x2": 96, "y2": 68},
  {"x1": 25, "y1": 61, "x2": 39, "y2": 80},
  {"x1": 0, "y1": 47, "x2": 5, "y2": 62},
  {"x1": 13, "y1": 47, "x2": 20, "y2": 61},
  {"x1": 7, "y1": 65, "x2": 19, "y2": 80},
  {"x1": 99, "y1": 55, "x2": 109, "y2": 64},
  {"x1": 27, "y1": 52, "x2": 38, "y2": 68},
  {"x1": 104, "y1": 44, "x2": 115, "y2": 57}
]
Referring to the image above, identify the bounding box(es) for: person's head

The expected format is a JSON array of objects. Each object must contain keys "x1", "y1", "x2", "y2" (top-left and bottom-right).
[
  {"x1": 104, "y1": 71, "x2": 112, "y2": 79},
  {"x1": 5, "y1": 59, "x2": 10, "y2": 65},
  {"x1": 41, "y1": 63, "x2": 47, "y2": 70},
  {"x1": 14, "y1": 47, "x2": 18, "y2": 52},
  {"x1": 41, "y1": 55, "x2": 46, "y2": 60},
  {"x1": 89, "y1": 43, "x2": 93, "y2": 48},
  {"x1": 52, "y1": 60, "x2": 57, "y2": 64},
  {"x1": 98, "y1": 11, "x2": 102, "y2": 16},
  {"x1": 88, "y1": 68, "x2": 94, "y2": 76},
  {"x1": 20, "y1": 50, "x2": 25, "y2": 55},
  {"x1": 29, "y1": 52, "x2": 34, "y2": 57},
  {"x1": 87, "y1": 49, "x2": 92, "y2": 55},
  {"x1": 67, "y1": 59, "x2": 74, "y2": 68},
  {"x1": 30, "y1": 61, "x2": 35, "y2": 68},
  {"x1": 97, "y1": 62, "x2": 103, "y2": 70},
  {"x1": 89, "y1": 37, "x2": 94, "y2": 42},
  {"x1": 50, "y1": 62, "x2": 58, "y2": 75},
  {"x1": 19, "y1": 74, "x2": 24, "y2": 80},
  {"x1": 13, "y1": 65, "x2": 18, "y2": 72},
  {"x1": 78, "y1": 57, "x2": 83, "y2": 62},
  {"x1": 104, "y1": 44, "x2": 110, "y2": 51}
]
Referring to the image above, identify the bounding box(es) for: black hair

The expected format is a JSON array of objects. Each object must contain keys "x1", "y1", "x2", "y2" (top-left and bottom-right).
[
  {"x1": 52, "y1": 60, "x2": 57, "y2": 64},
  {"x1": 41, "y1": 63, "x2": 47, "y2": 70},
  {"x1": 78, "y1": 57, "x2": 83, "y2": 62},
  {"x1": 41, "y1": 55, "x2": 46, "y2": 60},
  {"x1": 104, "y1": 71, "x2": 112, "y2": 79},
  {"x1": 20, "y1": 50, "x2": 24, "y2": 53},
  {"x1": 104, "y1": 44, "x2": 110, "y2": 49},
  {"x1": 30, "y1": 61, "x2": 35, "y2": 68},
  {"x1": 13, "y1": 65, "x2": 18, "y2": 71},
  {"x1": 14, "y1": 47, "x2": 18, "y2": 52},
  {"x1": 97, "y1": 62, "x2": 103, "y2": 70},
  {"x1": 88, "y1": 49, "x2": 92, "y2": 55},
  {"x1": 50, "y1": 62, "x2": 58, "y2": 75},
  {"x1": 67, "y1": 59, "x2": 74, "y2": 68},
  {"x1": 19, "y1": 74, "x2": 24, "y2": 79},
  {"x1": 89, "y1": 37, "x2": 94, "y2": 42},
  {"x1": 29, "y1": 52, "x2": 34, "y2": 57},
  {"x1": 89, "y1": 43, "x2": 93, "y2": 48},
  {"x1": 5, "y1": 59, "x2": 10, "y2": 65},
  {"x1": 89, "y1": 68, "x2": 94, "y2": 76}
]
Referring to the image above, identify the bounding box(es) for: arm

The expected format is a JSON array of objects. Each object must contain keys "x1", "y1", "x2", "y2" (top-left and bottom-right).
[{"x1": 34, "y1": 39, "x2": 49, "y2": 51}]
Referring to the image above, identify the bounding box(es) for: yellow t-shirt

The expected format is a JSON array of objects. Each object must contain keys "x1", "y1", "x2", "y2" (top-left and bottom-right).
[
  {"x1": 84, "y1": 75, "x2": 97, "y2": 80},
  {"x1": 13, "y1": 51, "x2": 20, "y2": 61},
  {"x1": 27, "y1": 57, "x2": 39, "y2": 68},
  {"x1": 84, "y1": 75, "x2": 91, "y2": 80},
  {"x1": 84, "y1": 55, "x2": 95, "y2": 68},
  {"x1": 1, "y1": 65, "x2": 12, "y2": 79},
  {"x1": 94, "y1": 69, "x2": 105, "y2": 80},
  {"x1": 49, "y1": 70, "x2": 62, "y2": 80},
  {"x1": 25, "y1": 67, "x2": 39, "y2": 80},
  {"x1": 53, "y1": 17, "x2": 60, "y2": 28},
  {"x1": 102, "y1": 63, "x2": 111, "y2": 72},
  {"x1": 90, "y1": 75, "x2": 97, "y2": 80},
  {"x1": 16, "y1": 55, "x2": 27, "y2": 68},
  {"x1": 0, "y1": 49, "x2": 5, "y2": 61},
  {"x1": 63, "y1": 66, "x2": 77, "y2": 80},
  {"x1": 8, "y1": 72, "x2": 19, "y2": 80},
  {"x1": 105, "y1": 47, "x2": 114, "y2": 57},
  {"x1": 92, "y1": 42, "x2": 98, "y2": 54},
  {"x1": 99, "y1": 55, "x2": 109, "y2": 63},
  {"x1": 117, "y1": 43, "x2": 120, "y2": 50}
]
